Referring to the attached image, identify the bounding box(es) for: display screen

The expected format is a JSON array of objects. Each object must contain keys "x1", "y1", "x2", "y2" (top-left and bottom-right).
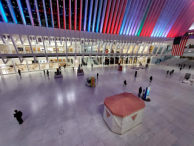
[{"x1": 147, "y1": 90, "x2": 150, "y2": 96}]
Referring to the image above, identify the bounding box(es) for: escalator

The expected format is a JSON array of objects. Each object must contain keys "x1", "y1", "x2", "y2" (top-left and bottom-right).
[{"x1": 82, "y1": 59, "x2": 86, "y2": 65}]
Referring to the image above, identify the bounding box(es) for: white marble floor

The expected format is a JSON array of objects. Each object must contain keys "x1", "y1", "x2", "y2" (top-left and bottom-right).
[{"x1": 0, "y1": 64, "x2": 194, "y2": 146}]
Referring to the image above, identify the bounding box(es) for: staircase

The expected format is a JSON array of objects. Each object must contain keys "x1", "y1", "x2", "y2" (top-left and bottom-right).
[{"x1": 160, "y1": 58, "x2": 187, "y2": 66}]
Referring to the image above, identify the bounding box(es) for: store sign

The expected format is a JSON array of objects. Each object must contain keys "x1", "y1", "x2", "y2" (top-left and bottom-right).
[
  {"x1": 91, "y1": 77, "x2": 95, "y2": 87},
  {"x1": 144, "y1": 86, "x2": 151, "y2": 100}
]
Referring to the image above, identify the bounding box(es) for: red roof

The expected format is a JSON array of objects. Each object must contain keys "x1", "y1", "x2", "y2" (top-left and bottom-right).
[{"x1": 104, "y1": 92, "x2": 145, "y2": 118}]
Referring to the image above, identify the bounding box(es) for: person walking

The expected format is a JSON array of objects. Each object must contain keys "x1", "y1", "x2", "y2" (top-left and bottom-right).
[
  {"x1": 47, "y1": 70, "x2": 49, "y2": 75},
  {"x1": 180, "y1": 67, "x2": 182, "y2": 71},
  {"x1": 43, "y1": 70, "x2": 45, "y2": 75},
  {"x1": 142, "y1": 90, "x2": 145, "y2": 99},
  {"x1": 172, "y1": 70, "x2": 174, "y2": 74},
  {"x1": 138, "y1": 87, "x2": 142, "y2": 97},
  {"x1": 189, "y1": 65, "x2": 191, "y2": 69},
  {"x1": 150, "y1": 76, "x2": 153, "y2": 82},
  {"x1": 135, "y1": 71, "x2": 137, "y2": 77},
  {"x1": 166, "y1": 70, "x2": 169, "y2": 75},
  {"x1": 123, "y1": 80, "x2": 127, "y2": 87},
  {"x1": 13, "y1": 110, "x2": 23, "y2": 124},
  {"x1": 97, "y1": 73, "x2": 99, "y2": 79},
  {"x1": 18, "y1": 69, "x2": 21, "y2": 76}
]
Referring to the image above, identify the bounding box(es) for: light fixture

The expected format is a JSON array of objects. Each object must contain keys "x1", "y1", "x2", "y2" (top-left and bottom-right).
[
  {"x1": 188, "y1": 51, "x2": 191, "y2": 52},
  {"x1": 75, "y1": 60, "x2": 77, "y2": 62}
]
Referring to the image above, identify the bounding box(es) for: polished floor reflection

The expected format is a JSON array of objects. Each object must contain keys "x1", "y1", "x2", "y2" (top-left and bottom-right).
[{"x1": 0, "y1": 65, "x2": 194, "y2": 146}]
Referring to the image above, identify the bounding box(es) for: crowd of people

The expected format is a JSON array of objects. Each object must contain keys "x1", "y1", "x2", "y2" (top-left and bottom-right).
[
  {"x1": 15, "y1": 62, "x2": 194, "y2": 125},
  {"x1": 179, "y1": 64, "x2": 191, "y2": 70}
]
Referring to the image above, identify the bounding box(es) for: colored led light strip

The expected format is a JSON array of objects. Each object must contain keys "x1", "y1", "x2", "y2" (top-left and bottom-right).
[
  {"x1": 110, "y1": 0, "x2": 120, "y2": 34},
  {"x1": 137, "y1": 0, "x2": 153, "y2": 36},
  {"x1": 0, "y1": 0, "x2": 7, "y2": 22},
  {"x1": 145, "y1": 0, "x2": 165, "y2": 37},
  {"x1": 139, "y1": 0, "x2": 152, "y2": 36},
  {"x1": 155, "y1": 0, "x2": 178, "y2": 37},
  {"x1": 0, "y1": 0, "x2": 193, "y2": 38},
  {"x1": 128, "y1": 0, "x2": 142, "y2": 35},
  {"x1": 113, "y1": 0, "x2": 124, "y2": 34},
  {"x1": 83, "y1": 0, "x2": 88, "y2": 31},
  {"x1": 16, "y1": 0, "x2": 26, "y2": 25},
  {"x1": 131, "y1": 0, "x2": 146, "y2": 36},
  {"x1": 135, "y1": 0, "x2": 149, "y2": 35},
  {"x1": 99, "y1": 0, "x2": 107, "y2": 33},
  {"x1": 163, "y1": 0, "x2": 186, "y2": 37},
  {"x1": 151, "y1": 0, "x2": 172, "y2": 37},
  {"x1": 34, "y1": 0, "x2": 41, "y2": 26},
  {"x1": 141, "y1": 0, "x2": 158, "y2": 36},
  {"x1": 161, "y1": 0, "x2": 184, "y2": 37},
  {"x1": 123, "y1": 0, "x2": 134, "y2": 35},
  {"x1": 119, "y1": 0, "x2": 131, "y2": 35},
  {"x1": 79, "y1": 0, "x2": 82, "y2": 31},
  {"x1": 63, "y1": 0, "x2": 66, "y2": 29},
  {"x1": 69, "y1": 0, "x2": 71, "y2": 30},
  {"x1": 106, "y1": 0, "x2": 116, "y2": 33},
  {"x1": 26, "y1": 0, "x2": 34, "y2": 26},
  {"x1": 102, "y1": 0, "x2": 110, "y2": 33},
  {"x1": 116, "y1": 0, "x2": 128, "y2": 34},
  {"x1": 74, "y1": 0, "x2": 77, "y2": 30},
  {"x1": 7, "y1": 0, "x2": 17, "y2": 23},
  {"x1": 43, "y1": 0, "x2": 48, "y2": 27},
  {"x1": 95, "y1": 0, "x2": 103, "y2": 32},
  {"x1": 176, "y1": 3, "x2": 194, "y2": 37},
  {"x1": 92, "y1": 0, "x2": 98, "y2": 32},
  {"x1": 57, "y1": 0, "x2": 60, "y2": 28},
  {"x1": 88, "y1": 0, "x2": 93, "y2": 32}
]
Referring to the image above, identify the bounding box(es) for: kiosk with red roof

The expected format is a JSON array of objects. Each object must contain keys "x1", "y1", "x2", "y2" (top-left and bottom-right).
[{"x1": 103, "y1": 92, "x2": 145, "y2": 134}]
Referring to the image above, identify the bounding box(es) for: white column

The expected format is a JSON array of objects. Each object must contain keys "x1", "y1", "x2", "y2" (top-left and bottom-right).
[
  {"x1": 159, "y1": 45, "x2": 166, "y2": 56},
  {"x1": 26, "y1": 0, "x2": 34, "y2": 26},
  {"x1": 131, "y1": 45, "x2": 136, "y2": 55},
  {"x1": 126, "y1": 44, "x2": 131, "y2": 54},
  {"x1": 110, "y1": 43, "x2": 113, "y2": 54},
  {"x1": 141, "y1": 44, "x2": 146, "y2": 55},
  {"x1": 38, "y1": 60, "x2": 41, "y2": 70},
  {"x1": 16, "y1": 0, "x2": 26, "y2": 25},
  {"x1": 26, "y1": 59, "x2": 30, "y2": 71},
  {"x1": 151, "y1": 45, "x2": 156, "y2": 55},
  {"x1": 23, "y1": 44, "x2": 26, "y2": 53},
  {"x1": 11, "y1": 59, "x2": 17, "y2": 73},
  {"x1": 65, "y1": 38, "x2": 67, "y2": 53},
  {"x1": 136, "y1": 45, "x2": 141, "y2": 55},
  {"x1": 34, "y1": 0, "x2": 41, "y2": 26},
  {"x1": 42, "y1": 0, "x2": 48, "y2": 27},
  {"x1": 156, "y1": 45, "x2": 161, "y2": 55}
]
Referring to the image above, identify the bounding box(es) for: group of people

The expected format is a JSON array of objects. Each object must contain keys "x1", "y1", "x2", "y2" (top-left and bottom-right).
[
  {"x1": 14, "y1": 110, "x2": 23, "y2": 124},
  {"x1": 138, "y1": 87, "x2": 145, "y2": 99},
  {"x1": 166, "y1": 70, "x2": 174, "y2": 75},
  {"x1": 179, "y1": 64, "x2": 191, "y2": 70},
  {"x1": 18, "y1": 69, "x2": 21, "y2": 75},
  {"x1": 43, "y1": 70, "x2": 49, "y2": 75}
]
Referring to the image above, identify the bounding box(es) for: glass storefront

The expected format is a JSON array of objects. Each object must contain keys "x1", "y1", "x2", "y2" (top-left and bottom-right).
[
  {"x1": 14, "y1": 58, "x2": 28, "y2": 72},
  {"x1": 0, "y1": 56, "x2": 146, "y2": 75},
  {"x1": 0, "y1": 59, "x2": 15, "y2": 74}
]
